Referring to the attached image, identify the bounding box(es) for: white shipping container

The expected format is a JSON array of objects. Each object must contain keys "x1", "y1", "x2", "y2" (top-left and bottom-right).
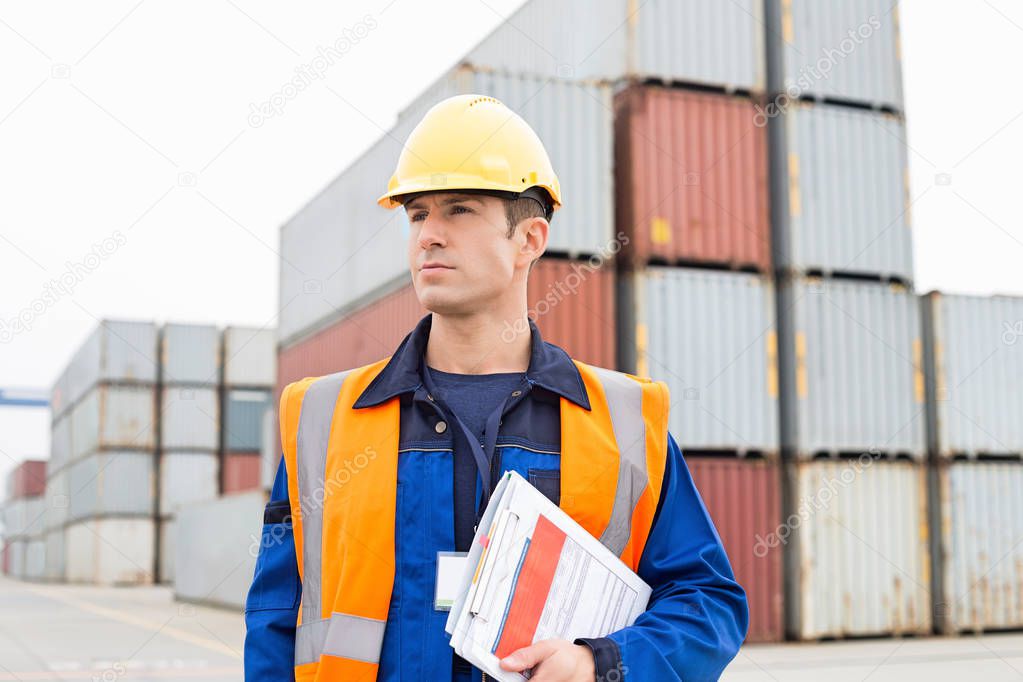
[
  {"x1": 787, "y1": 459, "x2": 930, "y2": 639},
  {"x1": 161, "y1": 323, "x2": 219, "y2": 385},
  {"x1": 67, "y1": 452, "x2": 155, "y2": 522},
  {"x1": 934, "y1": 461, "x2": 1023, "y2": 633},
  {"x1": 1, "y1": 496, "x2": 46, "y2": 538},
  {"x1": 769, "y1": 102, "x2": 912, "y2": 281},
  {"x1": 922, "y1": 293, "x2": 1023, "y2": 458},
  {"x1": 51, "y1": 415, "x2": 72, "y2": 474},
  {"x1": 619, "y1": 267, "x2": 778, "y2": 456},
  {"x1": 459, "y1": 0, "x2": 764, "y2": 92},
  {"x1": 159, "y1": 452, "x2": 219, "y2": 516},
  {"x1": 174, "y1": 491, "x2": 266, "y2": 609},
  {"x1": 65, "y1": 517, "x2": 154, "y2": 585},
  {"x1": 260, "y1": 406, "x2": 278, "y2": 491},
  {"x1": 160, "y1": 387, "x2": 219, "y2": 451},
  {"x1": 6, "y1": 540, "x2": 26, "y2": 579},
  {"x1": 43, "y1": 469, "x2": 70, "y2": 532},
  {"x1": 778, "y1": 278, "x2": 926, "y2": 459},
  {"x1": 159, "y1": 517, "x2": 176, "y2": 584},
  {"x1": 765, "y1": 0, "x2": 903, "y2": 110},
  {"x1": 70, "y1": 385, "x2": 156, "y2": 460},
  {"x1": 25, "y1": 539, "x2": 45, "y2": 581},
  {"x1": 43, "y1": 527, "x2": 66, "y2": 581},
  {"x1": 223, "y1": 327, "x2": 276, "y2": 387}
]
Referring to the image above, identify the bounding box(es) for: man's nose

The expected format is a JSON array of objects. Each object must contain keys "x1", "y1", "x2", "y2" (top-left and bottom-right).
[{"x1": 416, "y1": 213, "x2": 447, "y2": 250}]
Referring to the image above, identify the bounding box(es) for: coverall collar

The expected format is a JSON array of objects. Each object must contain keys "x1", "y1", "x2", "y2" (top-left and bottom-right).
[{"x1": 353, "y1": 312, "x2": 591, "y2": 410}]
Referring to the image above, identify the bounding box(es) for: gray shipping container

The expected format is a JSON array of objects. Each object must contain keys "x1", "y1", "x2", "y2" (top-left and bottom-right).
[
  {"x1": 768, "y1": 102, "x2": 912, "y2": 281},
  {"x1": 70, "y1": 385, "x2": 156, "y2": 460},
  {"x1": 159, "y1": 451, "x2": 219, "y2": 516},
  {"x1": 931, "y1": 460, "x2": 1023, "y2": 633},
  {"x1": 399, "y1": 67, "x2": 614, "y2": 259},
  {"x1": 161, "y1": 323, "x2": 219, "y2": 386},
  {"x1": 42, "y1": 469, "x2": 69, "y2": 532},
  {"x1": 50, "y1": 415, "x2": 72, "y2": 475},
  {"x1": 765, "y1": 0, "x2": 903, "y2": 110},
  {"x1": 1, "y1": 496, "x2": 46, "y2": 539},
  {"x1": 619, "y1": 267, "x2": 778, "y2": 456},
  {"x1": 222, "y1": 327, "x2": 276, "y2": 387},
  {"x1": 174, "y1": 490, "x2": 265, "y2": 609},
  {"x1": 460, "y1": 0, "x2": 764, "y2": 92},
  {"x1": 922, "y1": 293, "x2": 1023, "y2": 458},
  {"x1": 43, "y1": 527, "x2": 65, "y2": 581},
  {"x1": 777, "y1": 277, "x2": 926, "y2": 459},
  {"x1": 65, "y1": 517, "x2": 154, "y2": 585},
  {"x1": 224, "y1": 389, "x2": 273, "y2": 452},
  {"x1": 67, "y1": 451, "x2": 155, "y2": 522},
  {"x1": 160, "y1": 386, "x2": 219, "y2": 451},
  {"x1": 786, "y1": 458, "x2": 930, "y2": 639}
]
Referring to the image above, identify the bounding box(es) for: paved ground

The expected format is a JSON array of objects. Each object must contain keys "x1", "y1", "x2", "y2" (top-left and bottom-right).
[{"x1": 2, "y1": 576, "x2": 1022, "y2": 681}]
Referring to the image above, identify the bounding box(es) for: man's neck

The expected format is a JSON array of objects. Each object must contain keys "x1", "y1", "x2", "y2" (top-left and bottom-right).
[{"x1": 424, "y1": 311, "x2": 531, "y2": 375}]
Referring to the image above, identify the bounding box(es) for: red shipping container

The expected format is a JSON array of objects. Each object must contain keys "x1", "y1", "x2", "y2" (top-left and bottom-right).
[
  {"x1": 277, "y1": 257, "x2": 617, "y2": 390},
  {"x1": 222, "y1": 452, "x2": 262, "y2": 493},
  {"x1": 615, "y1": 85, "x2": 770, "y2": 272},
  {"x1": 7, "y1": 460, "x2": 46, "y2": 499},
  {"x1": 686, "y1": 456, "x2": 783, "y2": 643}
]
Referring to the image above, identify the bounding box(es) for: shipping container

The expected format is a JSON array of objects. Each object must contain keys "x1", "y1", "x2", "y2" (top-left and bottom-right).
[
  {"x1": 619, "y1": 268, "x2": 778, "y2": 456},
  {"x1": 161, "y1": 323, "x2": 219, "y2": 386},
  {"x1": 6, "y1": 540, "x2": 25, "y2": 579},
  {"x1": 24, "y1": 539, "x2": 45, "y2": 581},
  {"x1": 158, "y1": 517, "x2": 176, "y2": 583},
  {"x1": 932, "y1": 461, "x2": 1023, "y2": 633},
  {"x1": 174, "y1": 491, "x2": 265, "y2": 609},
  {"x1": 65, "y1": 517, "x2": 154, "y2": 585},
  {"x1": 687, "y1": 457, "x2": 783, "y2": 642},
  {"x1": 222, "y1": 452, "x2": 262, "y2": 493},
  {"x1": 224, "y1": 389, "x2": 272, "y2": 452},
  {"x1": 261, "y1": 407, "x2": 278, "y2": 491},
  {"x1": 42, "y1": 469, "x2": 69, "y2": 532},
  {"x1": 222, "y1": 327, "x2": 276, "y2": 387},
  {"x1": 160, "y1": 386, "x2": 219, "y2": 451},
  {"x1": 615, "y1": 86, "x2": 770, "y2": 271},
  {"x1": 43, "y1": 527, "x2": 65, "y2": 582},
  {"x1": 768, "y1": 102, "x2": 913, "y2": 281},
  {"x1": 54, "y1": 320, "x2": 159, "y2": 419},
  {"x1": 786, "y1": 458, "x2": 930, "y2": 639},
  {"x1": 765, "y1": 0, "x2": 903, "y2": 110},
  {"x1": 70, "y1": 385, "x2": 156, "y2": 460},
  {"x1": 777, "y1": 277, "x2": 925, "y2": 459},
  {"x1": 453, "y1": 0, "x2": 763, "y2": 92},
  {"x1": 1, "y1": 496, "x2": 46, "y2": 538},
  {"x1": 159, "y1": 451, "x2": 219, "y2": 516},
  {"x1": 922, "y1": 293, "x2": 1023, "y2": 459},
  {"x1": 67, "y1": 451, "x2": 155, "y2": 522},
  {"x1": 397, "y1": 67, "x2": 614, "y2": 259},
  {"x1": 6, "y1": 460, "x2": 46, "y2": 500},
  {"x1": 50, "y1": 414, "x2": 72, "y2": 474}
]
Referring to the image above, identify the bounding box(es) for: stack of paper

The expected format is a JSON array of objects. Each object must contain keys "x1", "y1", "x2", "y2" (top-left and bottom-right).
[{"x1": 446, "y1": 470, "x2": 651, "y2": 681}]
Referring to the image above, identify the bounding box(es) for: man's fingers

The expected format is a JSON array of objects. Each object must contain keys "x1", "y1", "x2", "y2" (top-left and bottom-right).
[{"x1": 499, "y1": 639, "x2": 557, "y2": 671}]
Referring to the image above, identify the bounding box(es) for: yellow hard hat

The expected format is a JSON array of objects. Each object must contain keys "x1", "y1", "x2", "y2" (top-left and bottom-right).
[{"x1": 377, "y1": 94, "x2": 562, "y2": 215}]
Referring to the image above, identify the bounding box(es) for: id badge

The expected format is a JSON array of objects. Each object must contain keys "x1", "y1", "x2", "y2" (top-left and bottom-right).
[{"x1": 435, "y1": 551, "x2": 469, "y2": 611}]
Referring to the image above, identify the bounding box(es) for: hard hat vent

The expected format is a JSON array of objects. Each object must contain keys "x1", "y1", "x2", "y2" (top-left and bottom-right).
[{"x1": 468, "y1": 96, "x2": 501, "y2": 108}]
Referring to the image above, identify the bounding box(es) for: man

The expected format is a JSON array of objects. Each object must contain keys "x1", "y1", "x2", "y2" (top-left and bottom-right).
[{"x1": 245, "y1": 94, "x2": 748, "y2": 681}]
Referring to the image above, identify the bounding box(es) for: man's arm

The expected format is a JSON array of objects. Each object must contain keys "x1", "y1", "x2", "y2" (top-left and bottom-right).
[
  {"x1": 576, "y1": 433, "x2": 749, "y2": 681},
  {"x1": 243, "y1": 456, "x2": 301, "y2": 682}
]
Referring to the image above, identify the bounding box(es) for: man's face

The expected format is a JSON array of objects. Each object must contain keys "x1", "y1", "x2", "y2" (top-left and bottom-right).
[{"x1": 405, "y1": 191, "x2": 531, "y2": 315}]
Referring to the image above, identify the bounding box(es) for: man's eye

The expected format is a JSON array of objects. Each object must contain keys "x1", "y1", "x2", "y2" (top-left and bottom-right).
[
  {"x1": 410, "y1": 212, "x2": 426, "y2": 222},
  {"x1": 451, "y1": 205, "x2": 472, "y2": 214}
]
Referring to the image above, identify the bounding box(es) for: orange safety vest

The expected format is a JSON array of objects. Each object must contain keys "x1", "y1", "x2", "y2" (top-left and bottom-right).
[{"x1": 280, "y1": 357, "x2": 669, "y2": 682}]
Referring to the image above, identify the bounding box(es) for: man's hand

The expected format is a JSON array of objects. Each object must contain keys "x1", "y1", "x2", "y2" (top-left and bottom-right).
[{"x1": 499, "y1": 639, "x2": 596, "y2": 681}]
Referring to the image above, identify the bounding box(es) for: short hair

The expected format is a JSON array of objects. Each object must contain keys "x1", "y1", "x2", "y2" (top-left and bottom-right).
[{"x1": 502, "y1": 196, "x2": 549, "y2": 238}]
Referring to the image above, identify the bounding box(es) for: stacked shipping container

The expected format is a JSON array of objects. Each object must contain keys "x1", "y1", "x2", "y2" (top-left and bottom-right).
[
  {"x1": 221, "y1": 327, "x2": 275, "y2": 493},
  {"x1": 0, "y1": 460, "x2": 47, "y2": 580}
]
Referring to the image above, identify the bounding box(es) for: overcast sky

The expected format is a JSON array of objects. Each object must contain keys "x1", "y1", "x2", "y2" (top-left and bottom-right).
[{"x1": 1, "y1": 0, "x2": 1021, "y2": 481}]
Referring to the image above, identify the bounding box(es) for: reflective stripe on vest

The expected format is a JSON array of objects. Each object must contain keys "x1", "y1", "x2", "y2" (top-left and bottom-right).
[{"x1": 281, "y1": 358, "x2": 669, "y2": 681}]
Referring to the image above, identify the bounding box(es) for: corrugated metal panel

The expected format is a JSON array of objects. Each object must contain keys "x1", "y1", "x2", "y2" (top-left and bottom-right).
[
  {"x1": 159, "y1": 452, "x2": 219, "y2": 516},
  {"x1": 935, "y1": 461, "x2": 1023, "y2": 632},
  {"x1": 615, "y1": 86, "x2": 770, "y2": 271},
  {"x1": 1, "y1": 496, "x2": 46, "y2": 538},
  {"x1": 222, "y1": 452, "x2": 262, "y2": 493},
  {"x1": 43, "y1": 527, "x2": 65, "y2": 581},
  {"x1": 222, "y1": 327, "x2": 276, "y2": 387},
  {"x1": 788, "y1": 459, "x2": 930, "y2": 639},
  {"x1": 922, "y1": 293, "x2": 1023, "y2": 458},
  {"x1": 161, "y1": 323, "x2": 219, "y2": 385},
  {"x1": 43, "y1": 469, "x2": 69, "y2": 532},
  {"x1": 224, "y1": 389, "x2": 272, "y2": 452},
  {"x1": 454, "y1": 0, "x2": 763, "y2": 91},
  {"x1": 621, "y1": 267, "x2": 778, "y2": 455},
  {"x1": 65, "y1": 517, "x2": 154, "y2": 585},
  {"x1": 769, "y1": 102, "x2": 912, "y2": 281},
  {"x1": 6, "y1": 460, "x2": 46, "y2": 499},
  {"x1": 24, "y1": 539, "x2": 45, "y2": 580},
  {"x1": 160, "y1": 387, "x2": 219, "y2": 451},
  {"x1": 158, "y1": 517, "x2": 176, "y2": 583},
  {"x1": 765, "y1": 0, "x2": 903, "y2": 110},
  {"x1": 778, "y1": 277, "x2": 925, "y2": 459},
  {"x1": 70, "y1": 385, "x2": 156, "y2": 460},
  {"x1": 397, "y1": 67, "x2": 614, "y2": 258},
  {"x1": 687, "y1": 457, "x2": 783, "y2": 642},
  {"x1": 67, "y1": 451, "x2": 155, "y2": 522},
  {"x1": 6, "y1": 540, "x2": 25, "y2": 579},
  {"x1": 175, "y1": 491, "x2": 265, "y2": 608},
  {"x1": 51, "y1": 415, "x2": 72, "y2": 474}
]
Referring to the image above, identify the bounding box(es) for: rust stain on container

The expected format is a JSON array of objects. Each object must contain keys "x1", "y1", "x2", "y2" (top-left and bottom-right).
[
  {"x1": 687, "y1": 456, "x2": 784, "y2": 642},
  {"x1": 615, "y1": 85, "x2": 770, "y2": 272}
]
